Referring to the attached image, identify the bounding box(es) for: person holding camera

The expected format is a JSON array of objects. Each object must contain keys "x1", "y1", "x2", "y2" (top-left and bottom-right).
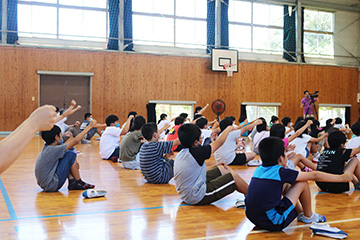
[{"x1": 300, "y1": 90, "x2": 318, "y2": 118}]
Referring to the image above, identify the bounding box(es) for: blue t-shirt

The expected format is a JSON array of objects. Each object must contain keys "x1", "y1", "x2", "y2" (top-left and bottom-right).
[{"x1": 245, "y1": 165, "x2": 298, "y2": 215}]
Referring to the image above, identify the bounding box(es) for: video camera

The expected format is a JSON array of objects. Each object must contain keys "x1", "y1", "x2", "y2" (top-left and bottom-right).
[{"x1": 309, "y1": 91, "x2": 319, "y2": 98}]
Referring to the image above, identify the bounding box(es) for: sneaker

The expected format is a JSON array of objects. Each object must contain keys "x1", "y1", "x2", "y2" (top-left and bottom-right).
[
  {"x1": 81, "y1": 139, "x2": 92, "y2": 144},
  {"x1": 312, "y1": 152, "x2": 320, "y2": 162},
  {"x1": 301, "y1": 167, "x2": 313, "y2": 172},
  {"x1": 68, "y1": 179, "x2": 95, "y2": 190},
  {"x1": 246, "y1": 160, "x2": 262, "y2": 167},
  {"x1": 235, "y1": 199, "x2": 246, "y2": 208},
  {"x1": 310, "y1": 223, "x2": 348, "y2": 239},
  {"x1": 297, "y1": 212, "x2": 326, "y2": 224}
]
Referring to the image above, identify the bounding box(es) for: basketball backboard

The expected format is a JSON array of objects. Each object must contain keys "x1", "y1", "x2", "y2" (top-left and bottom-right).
[{"x1": 211, "y1": 49, "x2": 238, "y2": 73}]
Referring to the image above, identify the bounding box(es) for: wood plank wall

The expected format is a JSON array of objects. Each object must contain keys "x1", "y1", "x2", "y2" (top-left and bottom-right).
[{"x1": 0, "y1": 45, "x2": 358, "y2": 131}]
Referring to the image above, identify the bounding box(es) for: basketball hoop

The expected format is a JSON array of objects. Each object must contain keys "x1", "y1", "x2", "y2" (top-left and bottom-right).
[{"x1": 223, "y1": 63, "x2": 237, "y2": 77}]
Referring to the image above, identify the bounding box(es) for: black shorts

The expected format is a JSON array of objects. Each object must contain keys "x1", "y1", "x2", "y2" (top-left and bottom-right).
[
  {"x1": 229, "y1": 153, "x2": 247, "y2": 165},
  {"x1": 196, "y1": 167, "x2": 237, "y2": 205},
  {"x1": 316, "y1": 181, "x2": 349, "y2": 193},
  {"x1": 246, "y1": 196, "x2": 298, "y2": 231}
]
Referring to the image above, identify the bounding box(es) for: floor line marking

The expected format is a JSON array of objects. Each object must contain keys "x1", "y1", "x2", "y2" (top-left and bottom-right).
[{"x1": 0, "y1": 176, "x2": 18, "y2": 220}]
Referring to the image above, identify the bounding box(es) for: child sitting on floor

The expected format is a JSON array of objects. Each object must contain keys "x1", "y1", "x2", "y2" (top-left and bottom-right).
[
  {"x1": 214, "y1": 117, "x2": 262, "y2": 165},
  {"x1": 174, "y1": 124, "x2": 249, "y2": 205},
  {"x1": 119, "y1": 116, "x2": 146, "y2": 170},
  {"x1": 35, "y1": 120, "x2": 97, "y2": 192},
  {"x1": 245, "y1": 137, "x2": 353, "y2": 231},
  {"x1": 316, "y1": 130, "x2": 360, "y2": 193},
  {"x1": 99, "y1": 114, "x2": 133, "y2": 162},
  {"x1": 80, "y1": 112, "x2": 106, "y2": 140},
  {"x1": 139, "y1": 122, "x2": 181, "y2": 184}
]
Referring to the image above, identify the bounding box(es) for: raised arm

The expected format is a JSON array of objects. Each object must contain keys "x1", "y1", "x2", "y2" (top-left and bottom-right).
[
  {"x1": 120, "y1": 115, "x2": 134, "y2": 135},
  {"x1": 65, "y1": 120, "x2": 97, "y2": 150},
  {"x1": 197, "y1": 104, "x2": 209, "y2": 115},
  {"x1": 350, "y1": 145, "x2": 360, "y2": 157},
  {"x1": 310, "y1": 132, "x2": 328, "y2": 143},
  {"x1": 158, "y1": 123, "x2": 170, "y2": 134},
  {"x1": 240, "y1": 119, "x2": 262, "y2": 135},
  {"x1": 0, "y1": 105, "x2": 56, "y2": 173},
  {"x1": 288, "y1": 120, "x2": 312, "y2": 142},
  {"x1": 210, "y1": 125, "x2": 234, "y2": 153},
  {"x1": 54, "y1": 100, "x2": 81, "y2": 123},
  {"x1": 297, "y1": 171, "x2": 353, "y2": 182}
]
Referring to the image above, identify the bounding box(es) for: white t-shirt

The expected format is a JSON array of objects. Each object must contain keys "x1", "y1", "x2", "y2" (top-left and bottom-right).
[
  {"x1": 55, "y1": 117, "x2": 68, "y2": 134},
  {"x1": 252, "y1": 131, "x2": 270, "y2": 151},
  {"x1": 157, "y1": 119, "x2": 171, "y2": 140},
  {"x1": 285, "y1": 126, "x2": 295, "y2": 138},
  {"x1": 346, "y1": 136, "x2": 360, "y2": 159},
  {"x1": 201, "y1": 129, "x2": 212, "y2": 146},
  {"x1": 214, "y1": 129, "x2": 241, "y2": 165},
  {"x1": 290, "y1": 134, "x2": 312, "y2": 157},
  {"x1": 99, "y1": 126, "x2": 122, "y2": 159}
]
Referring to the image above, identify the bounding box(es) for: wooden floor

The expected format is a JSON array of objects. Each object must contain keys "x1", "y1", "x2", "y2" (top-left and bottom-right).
[{"x1": 0, "y1": 136, "x2": 359, "y2": 240}]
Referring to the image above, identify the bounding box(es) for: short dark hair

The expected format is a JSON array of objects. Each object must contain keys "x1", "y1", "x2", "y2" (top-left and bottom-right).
[
  {"x1": 270, "y1": 124, "x2": 286, "y2": 139},
  {"x1": 128, "y1": 111, "x2": 137, "y2": 118},
  {"x1": 219, "y1": 117, "x2": 233, "y2": 132},
  {"x1": 193, "y1": 113, "x2": 203, "y2": 121},
  {"x1": 304, "y1": 90, "x2": 309, "y2": 94},
  {"x1": 239, "y1": 115, "x2": 247, "y2": 123},
  {"x1": 328, "y1": 130, "x2": 346, "y2": 148},
  {"x1": 281, "y1": 117, "x2": 291, "y2": 126},
  {"x1": 270, "y1": 115, "x2": 279, "y2": 123},
  {"x1": 84, "y1": 113, "x2": 92, "y2": 120},
  {"x1": 179, "y1": 113, "x2": 188, "y2": 119},
  {"x1": 294, "y1": 116, "x2": 304, "y2": 126},
  {"x1": 41, "y1": 125, "x2": 61, "y2": 145},
  {"x1": 158, "y1": 113, "x2": 167, "y2": 124},
  {"x1": 141, "y1": 122, "x2": 158, "y2": 140},
  {"x1": 178, "y1": 124, "x2": 201, "y2": 148},
  {"x1": 259, "y1": 137, "x2": 285, "y2": 167},
  {"x1": 59, "y1": 109, "x2": 66, "y2": 115},
  {"x1": 55, "y1": 106, "x2": 59, "y2": 113},
  {"x1": 256, "y1": 117, "x2": 267, "y2": 132},
  {"x1": 351, "y1": 121, "x2": 360, "y2": 136},
  {"x1": 131, "y1": 115, "x2": 146, "y2": 131},
  {"x1": 195, "y1": 106, "x2": 202, "y2": 113},
  {"x1": 105, "y1": 114, "x2": 119, "y2": 126},
  {"x1": 175, "y1": 117, "x2": 185, "y2": 125},
  {"x1": 228, "y1": 116, "x2": 236, "y2": 122},
  {"x1": 196, "y1": 117, "x2": 208, "y2": 129},
  {"x1": 294, "y1": 120, "x2": 308, "y2": 138},
  {"x1": 335, "y1": 117, "x2": 342, "y2": 124}
]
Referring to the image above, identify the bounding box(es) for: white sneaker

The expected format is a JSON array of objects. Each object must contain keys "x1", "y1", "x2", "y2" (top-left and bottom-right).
[
  {"x1": 246, "y1": 160, "x2": 262, "y2": 167},
  {"x1": 81, "y1": 139, "x2": 92, "y2": 144}
]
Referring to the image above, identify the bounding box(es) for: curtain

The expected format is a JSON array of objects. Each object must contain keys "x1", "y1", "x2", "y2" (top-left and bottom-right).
[
  {"x1": 220, "y1": 0, "x2": 229, "y2": 49},
  {"x1": 147, "y1": 103, "x2": 156, "y2": 123},
  {"x1": 0, "y1": 0, "x2": 2, "y2": 42},
  {"x1": 206, "y1": 0, "x2": 215, "y2": 54},
  {"x1": 7, "y1": 0, "x2": 18, "y2": 44},
  {"x1": 240, "y1": 104, "x2": 247, "y2": 119},
  {"x1": 123, "y1": 0, "x2": 133, "y2": 51},
  {"x1": 345, "y1": 107, "x2": 351, "y2": 125},
  {"x1": 300, "y1": 7, "x2": 305, "y2": 63},
  {"x1": 107, "y1": 0, "x2": 119, "y2": 50},
  {"x1": 283, "y1": 5, "x2": 296, "y2": 62}
]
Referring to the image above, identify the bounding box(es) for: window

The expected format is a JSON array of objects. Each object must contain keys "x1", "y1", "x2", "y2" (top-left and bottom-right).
[
  {"x1": 244, "y1": 103, "x2": 279, "y2": 123},
  {"x1": 18, "y1": 0, "x2": 108, "y2": 42},
  {"x1": 229, "y1": 1, "x2": 283, "y2": 54},
  {"x1": 318, "y1": 106, "x2": 345, "y2": 126},
  {"x1": 151, "y1": 101, "x2": 195, "y2": 122},
  {"x1": 133, "y1": 0, "x2": 206, "y2": 49},
  {"x1": 304, "y1": 10, "x2": 334, "y2": 58}
]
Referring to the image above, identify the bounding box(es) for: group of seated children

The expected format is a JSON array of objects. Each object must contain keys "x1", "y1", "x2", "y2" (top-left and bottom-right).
[{"x1": 35, "y1": 101, "x2": 360, "y2": 233}]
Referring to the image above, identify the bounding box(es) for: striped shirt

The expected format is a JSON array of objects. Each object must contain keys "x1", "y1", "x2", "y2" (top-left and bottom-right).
[{"x1": 139, "y1": 141, "x2": 174, "y2": 184}]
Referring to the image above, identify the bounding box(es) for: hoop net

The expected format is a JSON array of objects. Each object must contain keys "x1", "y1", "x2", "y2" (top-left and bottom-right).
[{"x1": 223, "y1": 63, "x2": 237, "y2": 77}]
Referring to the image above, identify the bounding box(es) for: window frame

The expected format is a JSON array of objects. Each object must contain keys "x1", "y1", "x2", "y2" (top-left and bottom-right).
[
  {"x1": 303, "y1": 9, "x2": 335, "y2": 59},
  {"x1": 17, "y1": 0, "x2": 109, "y2": 48},
  {"x1": 242, "y1": 102, "x2": 281, "y2": 123},
  {"x1": 149, "y1": 100, "x2": 196, "y2": 122},
  {"x1": 318, "y1": 103, "x2": 350, "y2": 126}
]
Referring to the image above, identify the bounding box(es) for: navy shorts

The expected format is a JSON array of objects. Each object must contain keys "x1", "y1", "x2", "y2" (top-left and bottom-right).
[
  {"x1": 246, "y1": 196, "x2": 298, "y2": 231},
  {"x1": 229, "y1": 153, "x2": 247, "y2": 165}
]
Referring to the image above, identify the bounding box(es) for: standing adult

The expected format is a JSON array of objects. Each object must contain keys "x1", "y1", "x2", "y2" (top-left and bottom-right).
[{"x1": 300, "y1": 90, "x2": 317, "y2": 118}]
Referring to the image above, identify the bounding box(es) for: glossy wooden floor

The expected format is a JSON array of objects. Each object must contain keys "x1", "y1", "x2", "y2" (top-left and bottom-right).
[{"x1": 0, "y1": 136, "x2": 359, "y2": 240}]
